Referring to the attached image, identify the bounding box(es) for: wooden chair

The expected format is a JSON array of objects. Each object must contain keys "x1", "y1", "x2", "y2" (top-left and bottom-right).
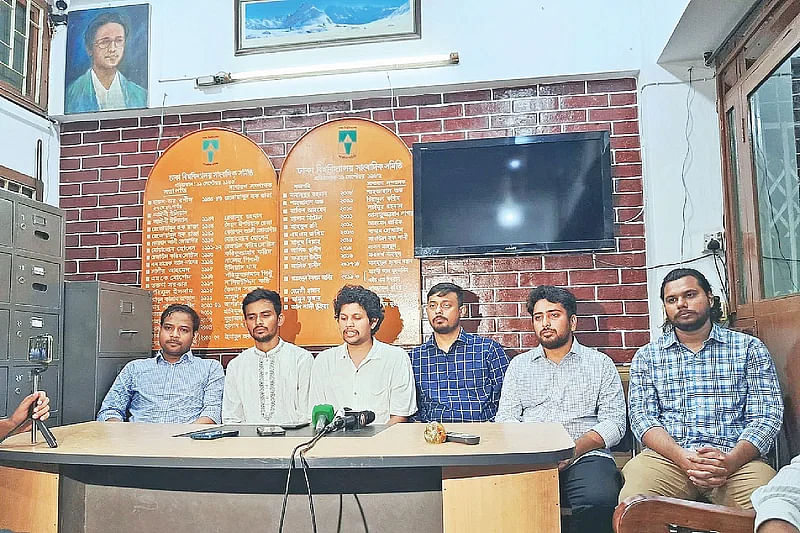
[{"x1": 613, "y1": 496, "x2": 755, "y2": 533}]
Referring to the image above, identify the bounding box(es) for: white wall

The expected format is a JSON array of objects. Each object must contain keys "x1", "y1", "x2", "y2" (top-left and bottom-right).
[{"x1": 0, "y1": 99, "x2": 60, "y2": 206}]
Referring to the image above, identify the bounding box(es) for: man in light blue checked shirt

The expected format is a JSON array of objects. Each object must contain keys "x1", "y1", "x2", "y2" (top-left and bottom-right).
[
  {"x1": 97, "y1": 304, "x2": 224, "y2": 424},
  {"x1": 496, "y1": 285, "x2": 626, "y2": 533},
  {"x1": 620, "y1": 268, "x2": 783, "y2": 510}
]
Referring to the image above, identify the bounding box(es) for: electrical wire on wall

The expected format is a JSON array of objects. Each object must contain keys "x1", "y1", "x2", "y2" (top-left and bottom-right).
[{"x1": 679, "y1": 67, "x2": 696, "y2": 261}]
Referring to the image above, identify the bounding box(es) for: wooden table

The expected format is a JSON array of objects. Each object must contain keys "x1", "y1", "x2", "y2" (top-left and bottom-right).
[{"x1": 0, "y1": 422, "x2": 573, "y2": 533}]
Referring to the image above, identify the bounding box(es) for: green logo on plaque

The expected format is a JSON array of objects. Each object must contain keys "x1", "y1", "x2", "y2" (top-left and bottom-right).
[
  {"x1": 202, "y1": 138, "x2": 220, "y2": 164},
  {"x1": 338, "y1": 129, "x2": 357, "y2": 158}
]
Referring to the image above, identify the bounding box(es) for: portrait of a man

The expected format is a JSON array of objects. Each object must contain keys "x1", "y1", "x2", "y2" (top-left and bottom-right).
[{"x1": 64, "y1": 5, "x2": 149, "y2": 114}]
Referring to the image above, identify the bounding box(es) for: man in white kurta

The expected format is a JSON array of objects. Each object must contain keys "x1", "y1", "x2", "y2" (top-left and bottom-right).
[
  {"x1": 309, "y1": 285, "x2": 416, "y2": 424},
  {"x1": 223, "y1": 289, "x2": 313, "y2": 425}
]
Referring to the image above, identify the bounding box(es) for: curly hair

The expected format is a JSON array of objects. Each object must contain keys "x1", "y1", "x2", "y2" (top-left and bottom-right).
[{"x1": 333, "y1": 285, "x2": 384, "y2": 335}]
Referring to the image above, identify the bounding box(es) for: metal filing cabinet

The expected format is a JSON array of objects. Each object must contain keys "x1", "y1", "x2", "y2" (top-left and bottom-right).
[
  {"x1": 0, "y1": 189, "x2": 64, "y2": 427},
  {"x1": 62, "y1": 281, "x2": 153, "y2": 424}
]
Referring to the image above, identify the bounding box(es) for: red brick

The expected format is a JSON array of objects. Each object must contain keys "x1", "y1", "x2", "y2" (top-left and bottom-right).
[
  {"x1": 121, "y1": 153, "x2": 157, "y2": 166},
  {"x1": 497, "y1": 318, "x2": 532, "y2": 331},
  {"x1": 616, "y1": 223, "x2": 645, "y2": 237},
  {"x1": 256, "y1": 143, "x2": 284, "y2": 156},
  {"x1": 98, "y1": 272, "x2": 139, "y2": 284},
  {"x1": 570, "y1": 269, "x2": 619, "y2": 285},
  {"x1": 493, "y1": 86, "x2": 538, "y2": 99},
  {"x1": 395, "y1": 94, "x2": 439, "y2": 106},
  {"x1": 599, "y1": 316, "x2": 649, "y2": 330},
  {"x1": 263, "y1": 104, "x2": 308, "y2": 116},
  {"x1": 62, "y1": 145, "x2": 99, "y2": 157},
  {"x1": 471, "y1": 303, "x2": 519, "y2": 317},
  {"x1": 140, "y1": 166, "x2": 152, "y2": 178},
  {"x1": 576, "y1": 301, "x2": 624, "y2": 315},
  {"x1": 60, "y1": 196, "x2": 97, "y2": 208},
  {"x1": 419, "y1": 105, "x2": 463, "y2": 119},
  {"x1": 119, "y1": 259, "x2": 142, "y2": 271},
  {"x1": 81, "y1": 207, "x2": 119, "y2": 220},
  {"x1": 246, "y1": 131, "x2": 264, "y2": 144},
  {"x1": 615, "y1": 150, "x2": 641, "y2": 164},
  {"x1": 465, "y1": 101, "x2": 511, "y2": 115},
  {"x1": 587, "y1": 79, "x2": 636, "y2": 93},
  {"x1": 120, "y1": 206, "x2": 143, "y2": 218},
  {"x1": 162, "y1": 124, "x2": 200, "y2": 137},
  {"x1": 613, "y1": 121, "x2": 639, "y2": 135},
  {"x1": 444, "y1": 90, "x2": 492, "y2": 103},
  {"x1": 284, "y1": 114, "x2": 327, "y2": 128},
  {"x1": 467, "y1": 129, "x2": 512, "y2": 139},
  {"x1": 100, "y1": 118, "x2": 138, "y2": 129},
  {"x1": 576, "y1": 316, "x2": 597, "y2": 331},
  {"x1": 610, "y1": 93, "x2": 637, "y2": 106},
  {"x1": 421, "y1": 260, "x2": 445, "y2": 275},
  {"x1": 81, "y1": 233, "x2": 118, "y2": 246},
  {"x1": 494, "y1": 256, "x2": 543, "y2": 271},
  {"x1": 495, "y1": 288, "x2": 533, "y2": 301},
  {"x1": 328, "y1": 110, "x2": 371, "y2": 120},
  {"x1": 400, "y1": 135, "x2": 418, "y2": 148},
  {"x1": 624, "y1": 301, "x2": 649, "y2": 314},
  {"x1": 621, "y1": 269, "x2": 648, "y2": 283},
  {"x1": 560, "y1": 95, "x2": 609, "y2": 108},
  {"x1": 60, "y1": 184, "x2": 80, "y2": 196},
  {"x1": 518, "y1": 126, "x2": 563, "y2": 137},
  {"x1": 563, "y1": 123, "x2": 611, "y2": 133},
  {"x1": 377, "y1": 122, "x2": 398, "y2": 133},
  {"x1": 222, "y1": 108, "x2": 263, "y2": 119},
  {"x1": 420, "y1": 132, "x2": 466, "y2": 142},
  {"x1": 519, "y1": 271, "x2": 568, "y2": 287},
  {"x1": 100, "y1": 219, "x2": 138, "y2": 232},
  {"x1": 84, "y1": 130, "x2": 121, "y2": 143},
  {"x1": 597, "y1": 284, "x2": 648, "y2": 300},
  {"x1": 61, "y1": 133, "x2": 82, "y2": 145},
  {"x1": 98, "y1": 192, "x2": 139, "y2": 206},
  {"x1": 615, "y1": 178, "x2": 643, "y2": 193},
  {"x1": 486, "y1": 333, "x2": 519, "y2": 348},
  {"x1": 309, "y1": 101, "x2": 348, "y2": 113},
  {"x1": 101, "y1": 167, "x2": 139, "y2": 180},
  {"x1": 595, "y1": 253, "x2": 645, "y2": 268},
  {"x1": 140, "y1": 138, "x2": 176, "y2": 151},
  {"x1": 245, "y1": 117, "x2": 285, "y2": 130},
  {"x1": 65, "y1": 261, "x2": 77, "y2": 274},
  {"x1": 423, "y1": 274, "x2": 469, "y2": 290},
  {"x1": 99, "y1": 245, "x2": 138, "y2": 258},
  {"x1": 618, "y1": 238, "x2": 645, "y2": 252},
  {"x1": 140, "y1": 115, "x2": 178, "y2": 127},
  {"x1": 61, "y1": 158, "x2": 80, "y2": 170},
  {"x1": 614, "y1": 192, "x2": 644, "y2": 207},
  {"x1": 121, "y1": 127, "x2": 159, "y2": 140},
  {"x1": 269, "y1": 157, "x2": 285, "y2": 170},
  {"x1": 617, "y1": 208, "x2": 643, "y2": 223},
  {"x1": 471, "y1": 272, "x2": 519, "y2": 287},
  {"x1": 67, "y1": 235, "x2": 80, "y2": 249},
  {"x1": 372, "y1": 108, "x2": 417, "y2": 121},
  {"x1": 444, "y1": 117, "x2": 489, "y2": 131},
  {"x1": 101, "y1": 141, "x2": 139, "y2": 154},
  {"x1": 63, "y1": 120, "x2": 99, "y2": 132},
  {"x1": 210, "y1": 121, "x2": 243, "y2": 134},
  {"x1": 66, "y1": 210, "x2": 79, "y2": 221},
  {"x1": 540, "y1": 110, "x2": 586, "y2": 124},
  {"x1": 263, "y1": 129, "x2": 305, "y2": 142},
  {"x1": 352, "y1": 97, "x2": 393, "y2": 110},
  {"x1": 61, "y1": 170, "x2": 99, "y2": 183},
  {"x1": 66, "y1": 247, "x2": 97, "y2": 260},
  {"x1": 79, "y1": 260, "x2": 119, "y2": 273},
  {"x1": 397, "y1": 120, "x2": 442, "y2": 134},
  {"x1": 625, "y1": 331, "x2": 651, "y2": 347},
  {"x1": 544, "y1": 255, "x2": 593, "y2": 270},
  {"x1": 120, "y1": 179, "x2": 148, "y2": 192},
  {"x1": 447, "y1": 258, "x2": 494, "y2": 274},
  {"x1": 181, "y1": 111, "x2": 221, "y2": 123},
  {"x1": 490, "y1": 114, "x2": 538, "y2": 128},
  {"x1": 590, "y1": 107, "x2": 638, "y2": 122},
  {"x1": 82, "y1": 155, "x2": 120, "y2": 169},
  {"x1": 575, "y1": 331, "x2": 622, "y2": 347},
  {"x1": 513, "y1": 98, "x2": 558, "y2": 113},
  {"x1": 538, "y1": 81, "x2": 586, "y2": 96},
  {"x1": 460, "y1": 318, "x2": 497, "y2": 335},
  {"x1": 610, "y1": 136, "x2": 640, "y2": 150}
]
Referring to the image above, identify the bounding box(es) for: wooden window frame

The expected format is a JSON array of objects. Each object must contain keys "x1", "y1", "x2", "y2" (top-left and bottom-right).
[{"x1": 0, "y1": 0, "x2": 51, "y2": 115}]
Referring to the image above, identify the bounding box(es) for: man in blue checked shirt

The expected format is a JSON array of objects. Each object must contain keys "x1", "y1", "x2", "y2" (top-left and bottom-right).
[
  {"x1": 97, "y1": 304, "x2": 224, "y2": 424},
  {"x1": 410, "y1": 282, "x2": 509, "y2": 422},
  {"x1": 619, "y1": 268, "x2": 784, "y2": 509}
]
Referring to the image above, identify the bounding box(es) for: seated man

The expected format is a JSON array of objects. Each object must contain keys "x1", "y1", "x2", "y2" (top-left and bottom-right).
[
  {"x1": 411, "y1": 282, "x2": 509, "y2": 422},
  {"x1": 496, "y1": 286, "x2": 626, "y2": 533},
  {"x1": 223, "y1": 288, "x2": 313, "y2": 424},
  {"x1": 97, "y1": 304, "x2": 224, "y2": 424},
  {"x1": 620, "y1": 268, "x2": 783, "y2": 509},
  {"x1": 309, "y1": 285, "x2": 416, "y2": 425},
  {"x1": 752, "y1": 454, "x2": 800, "y2": 533},
  {"x1": 0, "y1": 392, "x2": 49, "y2": 441}
]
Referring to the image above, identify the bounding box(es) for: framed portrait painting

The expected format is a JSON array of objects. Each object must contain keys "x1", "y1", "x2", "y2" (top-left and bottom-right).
[
  {"x1": 235, "y1": 0, "x2": 420, "y2": 55},
  {"x1": 64, "y1": 4, "x2": 149, "y2": 114}
]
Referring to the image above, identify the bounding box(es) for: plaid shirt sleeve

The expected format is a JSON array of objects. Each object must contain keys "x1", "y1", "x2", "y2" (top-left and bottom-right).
[
  {"x1": 198, "y1": 360, "x2": 225, "y2": 424},
  {"x1": 487, "y1": 341, "x2": 510, "y2": 421},
  {"x1": 96, "y1": 362, "x2": 134, "y2": 421},
  {"x1": 739, "y1": 338, "x2": 784, "y2": 456},
  {"x1": 628, "y1": 344, "x2": 663, "y2": 442},
  {"x1": 494, "y1": 356, "x2": 523, "y2": 422},
  {"x1": 591, "y1": 356, "x2": 627, "y2": 448}
]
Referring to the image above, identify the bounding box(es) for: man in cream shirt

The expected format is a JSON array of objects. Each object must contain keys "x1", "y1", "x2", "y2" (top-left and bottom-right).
[
  {"x1": 223, "y1": 289, "x2": 313, "y2": 425},
  {"x1": 309, "y1": 285, "x2": 416, "y2": 424}
]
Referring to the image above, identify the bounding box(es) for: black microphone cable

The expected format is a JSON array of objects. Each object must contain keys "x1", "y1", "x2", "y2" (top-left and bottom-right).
[{"x1": 278, "y1": 426, "x2": 330, "y2": 533}]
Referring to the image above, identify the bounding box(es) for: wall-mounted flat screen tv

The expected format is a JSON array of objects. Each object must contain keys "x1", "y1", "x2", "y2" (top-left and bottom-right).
[{"x1": 412, "y1": 131, "x2": 615, "y2": 257}]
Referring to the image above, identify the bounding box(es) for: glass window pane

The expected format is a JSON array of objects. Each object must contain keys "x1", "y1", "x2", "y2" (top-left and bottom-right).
[
  {"x1": 0, "y1": 3, "x2": 11, "y2": 49},
  {"x1": 0, "y1": 43, "x2": 9, "y2": 65},
  {"x1": 11, "y1": 31, "x2": 22, "y2": 71},
  {"x1": 13, "y1": 2, "x2": 24, "y2": 34},
  {"x1": 749, "y1": 47, "x2": 800, "y2": 298},
  {"x1": 727, "y1": 108, "x2": 749, "y2": 303},
  {"x1": 0, "y1": 62, "x2": 22, "y2": 90}
]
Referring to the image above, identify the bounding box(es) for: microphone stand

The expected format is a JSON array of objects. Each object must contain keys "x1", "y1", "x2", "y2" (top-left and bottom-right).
[{"x1": 29, "y1": 367, "x2": 57, "y2": 448}]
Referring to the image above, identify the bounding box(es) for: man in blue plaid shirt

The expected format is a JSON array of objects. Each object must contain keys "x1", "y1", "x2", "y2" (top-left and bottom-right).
[
  {"x1": 620, "y1": 268, "x2": 784, "y2": 509},
  {"x1": 410, "y1": 282, "x2": 509, "y2": 422}
]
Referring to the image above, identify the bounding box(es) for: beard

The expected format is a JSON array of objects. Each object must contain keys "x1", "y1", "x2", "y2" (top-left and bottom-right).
[
  {"x1": 671, "y1": 308, "x2": 711, "y2": 332},
  {"x1": 537, "y1": 329, "x2": 572, "y2": 350},
  {"x1": 432, "y1": 320, "x2": 459, "y2": 335},
  {"x1": 251, "y1": 330, "x2": 277, "y2": 343}
]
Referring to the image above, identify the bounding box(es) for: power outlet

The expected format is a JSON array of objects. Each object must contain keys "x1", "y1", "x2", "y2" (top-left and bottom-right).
[{"x1": 703, "y1": 231, "x2": 724, "y2": 253}]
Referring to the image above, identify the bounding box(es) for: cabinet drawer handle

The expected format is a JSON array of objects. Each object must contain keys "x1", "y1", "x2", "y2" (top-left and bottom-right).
[{"x1": 119, "y1": 330, "x2": 139, "y2": 336}]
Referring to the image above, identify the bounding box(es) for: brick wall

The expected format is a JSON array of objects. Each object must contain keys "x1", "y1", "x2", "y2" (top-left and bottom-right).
[{"x1": 59, "y1": 77, "x2": 647, "y2": 362}]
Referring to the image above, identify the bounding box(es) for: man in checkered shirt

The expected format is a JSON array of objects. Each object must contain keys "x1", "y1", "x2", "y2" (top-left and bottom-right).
[
  {"x1": 619, "y1": 268, "x2": 784, "y2": 509},
  {"x1": 496, "y1": 285, "x2": 626, "y2": 533},
  {"x1": 410, "y1": 282, "x2": 509, "y2": 422}
]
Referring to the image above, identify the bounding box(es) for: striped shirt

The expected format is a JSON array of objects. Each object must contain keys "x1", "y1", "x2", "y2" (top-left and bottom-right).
[
  {"x1": 97, "y1": 351, "x2": 225, "y2": 424},
  {"x1": 495, "y1": 339, "x2": 626, "y2": 460},
  {"x1": 628, "y1": 323, "x2": 783, "y2": 456},
  {"x1": 411, "y1": 329, "x2": 509, "y2": 422}
]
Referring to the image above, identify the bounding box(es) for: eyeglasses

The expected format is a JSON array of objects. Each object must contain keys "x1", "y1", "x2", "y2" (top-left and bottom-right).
[
  {"x1": 426, "y1": 301, "x2": 457, "y2": 311},
  {"x1": 94, "y1": 37, "x2": 125, "y2": 49}
]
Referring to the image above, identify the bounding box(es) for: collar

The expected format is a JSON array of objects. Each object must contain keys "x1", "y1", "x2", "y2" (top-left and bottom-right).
[
  {"x1": 528, "y1": 337, "x2": 582, "y2": 363},
  {"x1": 253, "y1": 339, "x2": 284, "y2": 357},
  {"x1": 425, "y1": 328, "x2": 468, "y2": 350},
  {"x1": 338, "y1": 339, "x2": 383, "y2": 361},
  {"x1": 90, "y1": 68, "x2": 120, "y2": 92},
  {"x1": 156, "y1": 350, "x2": 193, "y2": 364},
  {"x1": 659, "y1": 322, "x2": 727, "y2": 349}
]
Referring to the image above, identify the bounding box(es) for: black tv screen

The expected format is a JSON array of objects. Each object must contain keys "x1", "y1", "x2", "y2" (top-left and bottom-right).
[{"x1": 412, "y1": 131, "x2": 615, "y2": 257}]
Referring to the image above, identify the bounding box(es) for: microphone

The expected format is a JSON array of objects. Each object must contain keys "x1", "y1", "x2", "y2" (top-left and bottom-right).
[
  {"x1": 311, "y1": 404, "x2": 335, "y2": 434},
  {"x1": 330, "y1": 409, "x2": 376, "y2": 431}
]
